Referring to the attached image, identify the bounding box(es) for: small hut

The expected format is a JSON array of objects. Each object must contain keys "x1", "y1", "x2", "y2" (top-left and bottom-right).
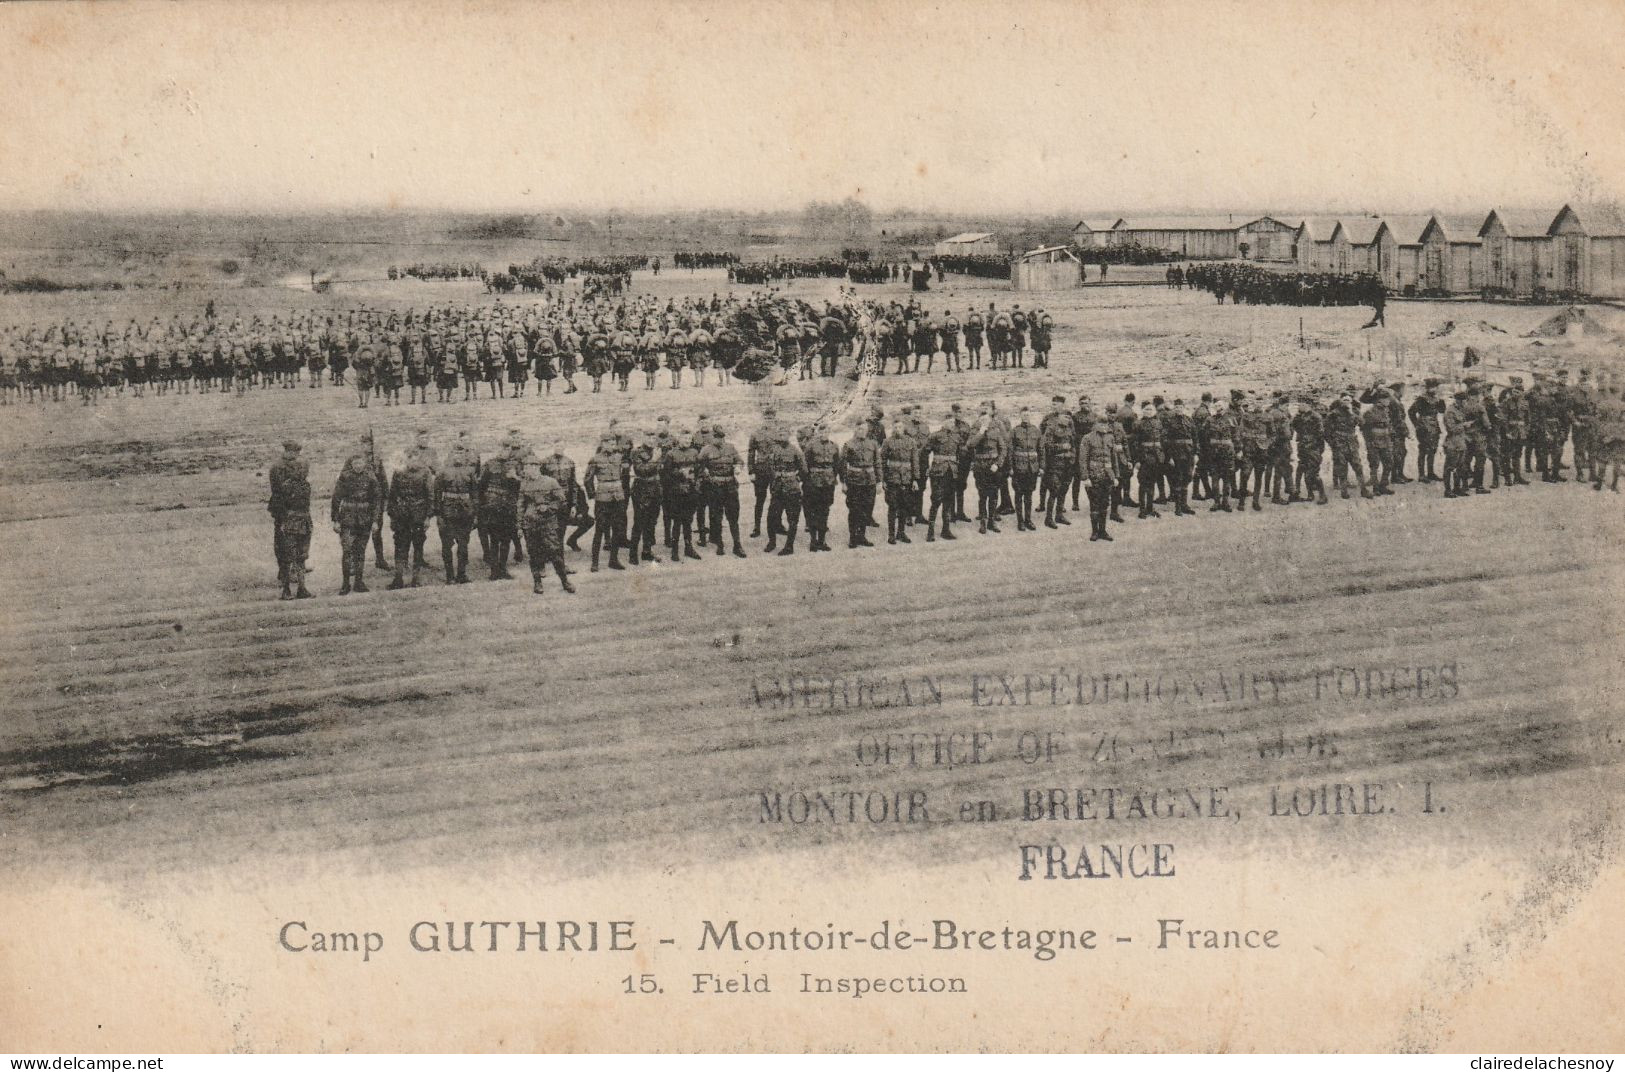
[{"x1": 1011, "y1": 246, "x2": 1082, "y2": 291}]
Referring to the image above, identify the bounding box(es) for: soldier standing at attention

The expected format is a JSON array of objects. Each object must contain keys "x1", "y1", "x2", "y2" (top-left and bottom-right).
[
  {"x1": 839, "y1": 420, "x2": 881, "y2": 548},
  {"x1": 519, "y1": 459, "x2": 575, "y2": 595},
  {"x1": 1409, "y1": 378, "x2": 1444, "y2": 483},
  {"x1": 628, "y1": 429, "x2": 665, "y2": 564},
  {"x1": 1496, "y1": 376, "x2": 1531, "y2": 487},
  {"x1": 1130, "y1": 401, "x2": 1164, "y2": 519},
  {"x1": 1292, "y1": 394, "x2": 1329, "y2": 506},
  {"x1": 1078, "y1": 416, "x2": 1120, "y2": 541},
  {"x1": 386, "y1": 451, "x2": 436, "y2": 588},
  {"x1": 269, "y1": 440, "x2": 314, "y2": 600},
  {"x1": 700, "y1": 423, "x2": 749, "y2": 558},
  {"x1": 352, "y1": 344, "x2": 375, "y2": 408},
  {"x1": 1385, "y1": 383, "x2": 1411, "y2": 484},
  {"x1": 1161, "y1": 399, "x2": 1196, "y2": 516},
  {"x1": 1005, "y1": 406, "x2": 1043, "y2": 531},
  {"x1": 584, "y1": 436, "x2": 630, "y2": 572},
  {"x1": 923, "y1": 410, "x2": 960, "y2": 541},
  {"x1": 331, "y1": 453, "x2": 381, "y2": 595},
  {"x1": 763, "y1": 430, "x2": 807, "y2": 556},
  {"x1": 1442, "y1": 391, "x2": 1469, "y2": 498},
  {"x1": 1326, "y1": 392, "x2": 1370, "y2": 500},
  {"x1": 799, "y1": 424, "x2": 840, "y2": 553},
  {"x1": 969, "y1": 415, "x2": 1006, "y2": 535},
  {"x1": 434, "y1": 433, "x2": 479, "y2": 584},
  {"x1": 478, "y1": 454, "x2": 522, "y2": 580},
  {"x1": 748, "y1": 407, "x2": 778, "y2": 539},
  {"x1": 880, "y1": 417, "x2": 921, "y2": 545},
  {"x1": 664, "y1": 426, "x2": 704, "y2": 561},
  {"x1": 1202, "y1": 399, "x2": 1237, "y2": 512},
  {"x1": 1459, "y1": 377, "x2": 1491, "y2": 495},
  {"x1": 538, "y1": 444, "x2": 581, "y2": 560}
]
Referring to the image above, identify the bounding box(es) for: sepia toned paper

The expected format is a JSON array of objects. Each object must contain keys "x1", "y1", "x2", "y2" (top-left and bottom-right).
[{"x1": 1, "y1": 0, "x2": 1623, "y2": 1054}]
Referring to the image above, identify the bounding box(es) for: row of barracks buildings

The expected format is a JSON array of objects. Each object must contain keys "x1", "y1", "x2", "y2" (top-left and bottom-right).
[{"x1": 1070, "y1": 206, "x2": 1625, "y2": 299}]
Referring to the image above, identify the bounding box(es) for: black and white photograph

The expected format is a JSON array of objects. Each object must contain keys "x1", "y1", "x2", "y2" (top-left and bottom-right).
[{"x1": 1, "y1": 0, "x2": 1623, "y2": 1056}]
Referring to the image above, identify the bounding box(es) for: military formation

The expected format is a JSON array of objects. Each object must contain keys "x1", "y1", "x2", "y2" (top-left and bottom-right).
[
  {"x1": 264, "y1": 368, "x2": 1625, "y2": 599},
  {"x1": 0, "y1": 292, "x2": 1054, "y2": 407},
  {"x1": 1184, "y1": 262, "x2": 1387, "y2": 313}
]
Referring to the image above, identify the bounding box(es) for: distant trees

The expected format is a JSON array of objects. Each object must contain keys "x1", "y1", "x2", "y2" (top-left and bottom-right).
[{"x1": 801, "y1": 198, "x2": 873, "y2": 239}]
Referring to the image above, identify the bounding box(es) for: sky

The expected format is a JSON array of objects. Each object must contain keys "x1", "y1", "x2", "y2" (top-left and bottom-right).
[{"x1": 2, "y1": 0, "x2": 1623, "y2": 216}]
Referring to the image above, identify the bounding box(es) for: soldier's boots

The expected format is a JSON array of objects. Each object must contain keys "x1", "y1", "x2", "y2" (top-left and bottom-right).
[
  {"x1": 388, "y1": 563, "x2": 407, "y2": 590},
  {"x1": 1315, "y1": 484, "x2": 1329, "y2": 506},
  {"x1": 353, "y1": 577, "x2": 369, "y2": 593},
  {"x1": 733, "y1": 542, "x2": 747, "y2": 558},
  {"x1": 778, "y1": 530, "x2": 796, "y2": 555},
  {"x1": 609, "y1": 548, "x2": 625, "y2": 570},
  {"x1": 940, "y1": 520, "x2": 955, "y2": 540},
  {"x1": 443, "y1": 552, "x2": 457, "y2": 584},
  {"x1": 533, "y1": 575, "x2": 545, "y2": 594},
  {"x1": 280, "y1": 584, "x2": 294, "y2": 601},
  {"x1": 684, "y1": 542, "x2": 702, "y2": 560},
  {"x1": 410, "y1": 565, "x2": 422, "y2": 588},
  {"x1": 556, "y1": 562, "x2": 576, "y2": 593}
]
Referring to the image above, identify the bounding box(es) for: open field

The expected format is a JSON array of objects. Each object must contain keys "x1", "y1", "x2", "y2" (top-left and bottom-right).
[{"x1": 1, "y1": 267, "x2": 1623, "y2": 884}]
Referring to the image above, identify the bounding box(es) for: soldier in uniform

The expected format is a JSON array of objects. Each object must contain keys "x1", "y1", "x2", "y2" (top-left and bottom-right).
[
  {"x1": 1571, "y1": 369, "x2": 1599, "y2": 486},
  {"x1": 839, "y1": 419, "x2": 881, "y2": 549},
  {"x1": 1409, "y1": 379, "x2": 1444, "y2": 483},
  {"x1": 331, "y1": 453, "x2": 382, "y2": 595},
  {"x1": 434, "y1": 433, "x2": 479, "y2": 584},
  {"x1": 1495, "y1": 376, "x2": 1531, "y2": 488},
  {"x1": 1007, "y1": 406, "x2": 1043, "y2": 530},
  {"x1": 1078, "y1": 415, "x2": 1120, "y2": 540},
  {"x1": 477, "y1": 453, "x2": 522, "y2": 580},
  {"x1": 1326, "y1": 392, "x2": 1371, "y2": 499},
  {"x1": 627, "y1": 429, "x2": 665, "y2": 564},
  {"x1": 880, "y1": 417, "x2": 921, "y2": 544},
  {"x1": 1202, "y1": 398, "x2": 1237, "y2": 512},
  {"x1": 352, "y1": 344, "x2": 375, "y2": 408},
  {"x1": 386, "y1": 450, "x2": 436, "y2": 588},
  {"x1": 519, "y1": 457, "x2": 575, "y2": 594},
  {"x1": 748, "y1": 407, "x2": 778, "y2": 539},
  {"x1": 922, "y1": 411, "x2": 960, "y2": 541},
  {"x1": 1359, "y1": 385, "x2": 1394, "y2": 496},
  {"x1": 1459, "y1": 377, "x2": 1491, "y2": 494},
  {"x1": 1442, "y1": 391, "x2": 1469, "y2": 498},
  {"x1": 1262, "y1": 392, "x2": 1295, "y2": 505},
  {"x1": 664, "y1": 426, "x2": 704, "y2": 561},
  {"x1": 1130, "y1": 401, "x2": 1164, "y2": 518},
  {"x1": 763, "y1": 430, "x2": 806, "y2": 555},
  {"x1": 799, "y1": 424, "x2": 840, "y2": 552},
  {"x1": 584, "y1": 436, "x2": 630, "y2": 572},
  {"x1": 1292, "y1": 394, "x2": 1329, "y2": 506},
  {"x1": 1037, "y1": 396, "x2": 1074, "y2": 525},
  {"x1": 1385, "y1": 383, "x2": 1411, "y2": 484},
  {"x1": 968, "y1": 415, "x2": 1006, "y2": 535},
  {"x1": 269, "y1": 440, "x2": 314, "y2": 600},
  {"x1": 1161, "y1": 398, "x2": 1197, "y2": 516},
  {"x1": 699, "y1": 423, "x2": 748, "y2": 557}
]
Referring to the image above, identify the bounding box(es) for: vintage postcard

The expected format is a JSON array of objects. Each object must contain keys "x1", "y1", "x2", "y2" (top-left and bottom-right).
[{"x1": 1, "y1": 0, "x2": 1622, "y2": 1055}]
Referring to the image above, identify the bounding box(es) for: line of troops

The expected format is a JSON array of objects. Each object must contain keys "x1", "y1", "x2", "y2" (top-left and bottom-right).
[
  {"x1": 266, "y1": 368, "x2": 1625, "y2": 599},
  {"x1": 0, "y1": 294, "x2": 1054, "y2": 407},
  {"x1": 1184, "y1": 262, "x2": 1387, "y2": 312}
]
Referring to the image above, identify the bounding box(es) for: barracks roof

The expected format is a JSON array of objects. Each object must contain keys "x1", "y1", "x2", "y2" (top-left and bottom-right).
[
  {"x1": 1338, "y1": 217, "x2": 1384, "y2": 246},
  {"x1": 1072, "y1": 219, "x2": 1122, "y2": 232},
  {"x1": 1479, "y1": 208, "x2": 1556, "y2": 239},
  {"x1": 1566, "y1": 203, "x2": 1625, "y2": 237},
  {"x1": 1379, "y1": 215, "x2": 1434, "y2": 246},
  {"x1": 940, "y1": 232, "x2": 997, "y2": 244},
  {"x1": 1113, "y1": 216, "x2": 1242, "y2": 233}
]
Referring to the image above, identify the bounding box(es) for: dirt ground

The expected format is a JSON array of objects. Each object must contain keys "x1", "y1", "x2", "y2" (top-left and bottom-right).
[{"x1": 1, "y1": 269, "x2": 1622, "y2": 881}]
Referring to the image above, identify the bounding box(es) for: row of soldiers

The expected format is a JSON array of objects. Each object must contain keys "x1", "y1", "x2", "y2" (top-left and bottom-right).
[
  {"x1": 1184, "y1": 262, "x2": 1387, "y2": 312},
  {"x1": 0, "y1": 289, "x2": 854, "y2": 404},
  {"x1": 267, "y1": 369, "x2": 1625, "y2": 598}
]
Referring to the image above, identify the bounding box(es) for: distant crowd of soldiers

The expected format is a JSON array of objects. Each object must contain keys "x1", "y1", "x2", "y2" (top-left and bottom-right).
[
  {"x1": 0, "y1": 290, "x2": 1059, "y2": 405},
  {"x1": 673, "y1": 251, "x2": 741, "y2": 270},
  {"x1": 263, "y1": 368, "x2": 1625, "y2": 599},
  {"x1": 1183, "y1": 262, "x2": 1387, "y2": 315}
]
